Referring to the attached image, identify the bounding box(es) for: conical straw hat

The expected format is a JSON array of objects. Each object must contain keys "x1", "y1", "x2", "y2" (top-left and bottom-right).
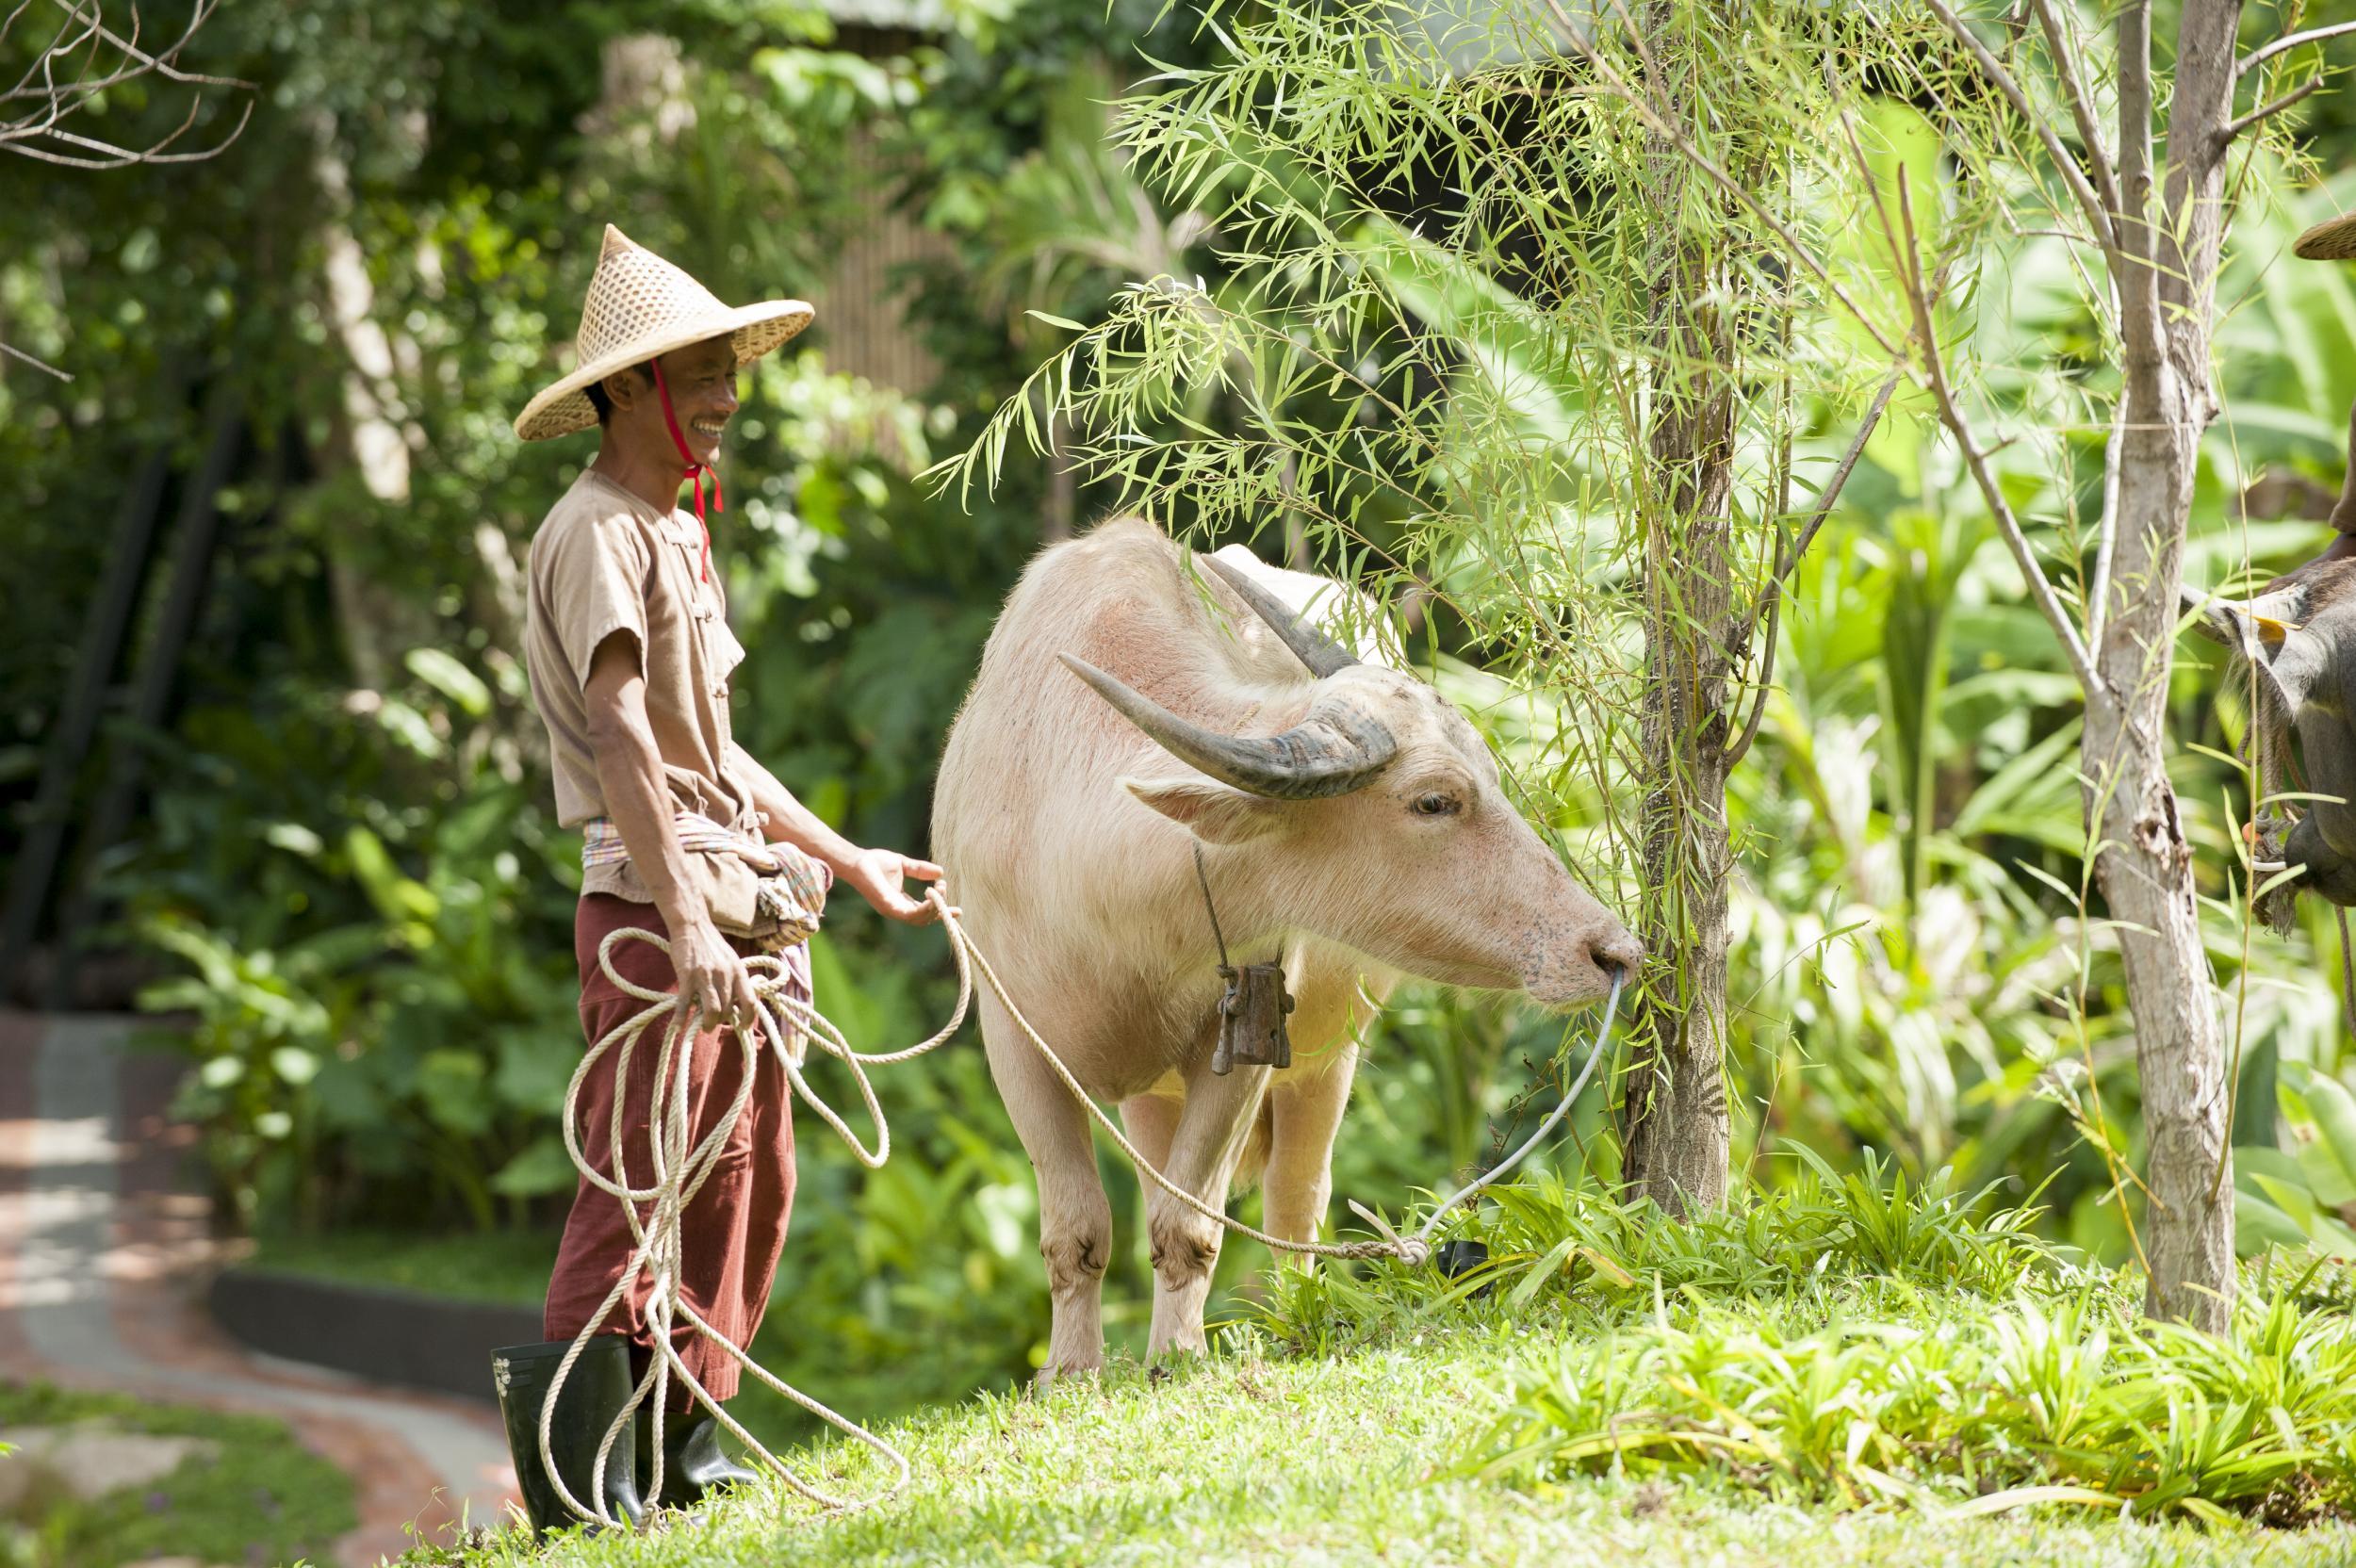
[
  {"x1": 514, "y1": 224, "x2": 813, "y2": 442},
  {"x1": 2295, "y1": 209, "x2": 2356, "y2": 261}
]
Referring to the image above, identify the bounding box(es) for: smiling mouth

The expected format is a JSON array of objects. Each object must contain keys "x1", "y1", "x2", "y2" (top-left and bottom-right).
[{"x1": 690, "y1": 417, "x2": 727, "y2": 443}]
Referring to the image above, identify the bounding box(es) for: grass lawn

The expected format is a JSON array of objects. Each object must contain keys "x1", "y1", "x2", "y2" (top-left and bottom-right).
[
  {"x1": 411, "y1": 1334, "x2": 2356, "y2": 1568},
  {"x1": 0, "y1": 1380, "x2": 356, "y2": 1568},
  {"x1": 409, "y1": 1175, "x2": 2356, "y2": 1568}
]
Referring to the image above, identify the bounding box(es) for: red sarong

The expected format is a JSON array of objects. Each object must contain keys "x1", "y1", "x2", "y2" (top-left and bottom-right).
[{"x1": 543, "y1": 892, "x2": 800, "y2": 1407}]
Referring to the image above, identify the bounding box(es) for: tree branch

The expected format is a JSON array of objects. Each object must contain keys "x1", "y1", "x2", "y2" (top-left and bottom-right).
[
  {"x1": 2220, "y1": 76, "x2": 2321, "y2": 144},
  {"x1": 2237, "y1": 20, "x2": 2356, "y2": 77},
  {"x1": 2, "y1": 0, "x2": 251, "y2": 169},
  {"x1": 1722, "y1": 578, "x2": 1782, "y2": 772},
  {"x1": 2028, "y1": 0, "x2": 2122, "y2": 236},
  {"x1": 2086, "y1": 394, "x2": 2125, "y2": 647},
  {"x1": 0, "y1": 338, "x2": 72, "y2": 381},
  {"x1": 1724, "y1": 362, "x2": 1905, "y2": 666},
  {"x1": 1924, "y1": 0, "x2": 2119, "y2": 261},
  {"x1": 1895, "y1": 167, "x2": 2103, "y2": 696},
  {"x1": 2116, "y1": 2, "x2": 2163, "y2": 375}
]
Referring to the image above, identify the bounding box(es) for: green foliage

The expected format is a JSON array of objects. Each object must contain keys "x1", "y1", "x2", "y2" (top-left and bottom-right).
[
  {"x1": 1252, "y1": 1171, "x2": 2356, "y2": 1530},
  {"x1": 0, "y1": 1380, "x2": 355, "y2": 1568},
  {"x1": 245, "y1": 1226, "x2": 561, "y2": 1306},
  {"x1": 1465, "y1": 1280, "x2": 2356, "y2": 1526},
  {"x1": 128, "y1": 703, "x2": 584, "y2": 1231},
  {"x1": 1252, "y1": 1159, "x2": 2062, "y2": 1357}
]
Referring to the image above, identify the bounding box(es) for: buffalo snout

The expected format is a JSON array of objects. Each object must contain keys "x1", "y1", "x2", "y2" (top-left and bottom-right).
[
  {"x1": 1523, "y1": 916, "x2": 1644, "y2": 1006},
  {"x1": 1589, "y1": 927, "x2": 1645, "y2": 982}
]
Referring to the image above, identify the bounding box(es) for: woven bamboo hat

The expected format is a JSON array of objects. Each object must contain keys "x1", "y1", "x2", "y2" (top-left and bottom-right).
[
  {"x1": 514, "y1": 224, "x2": 814, "y2": 442},
  {"x1": 2294, "y1": 210, "x2": 2356, "y2": 261}
]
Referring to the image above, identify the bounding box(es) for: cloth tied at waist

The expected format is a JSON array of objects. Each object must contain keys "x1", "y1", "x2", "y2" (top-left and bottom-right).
[{"x1": 581, "y1": 813, "x2": 828, "y2": 956}]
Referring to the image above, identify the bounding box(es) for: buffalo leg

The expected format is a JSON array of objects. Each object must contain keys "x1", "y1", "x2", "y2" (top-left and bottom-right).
[
  {"x1": 1120, "y1": 1089, "x2": 1182, "y2": 1175},
  {"x1": 1262, "y1": 1040, "x2": 1360, "y2": 1260},
  {"x1": 1263, "y1": 957, "x2": 1378, "y2": 1261},
  {"x1": 976, "y1": 992, "x2": 1113, "y2": 1380},
  {"x1": 1142, "y1": 1057, "x2": 1269, "y2": 1358}
]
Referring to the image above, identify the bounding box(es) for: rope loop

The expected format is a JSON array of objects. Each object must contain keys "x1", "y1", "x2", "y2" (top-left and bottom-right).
[{"x1": 537, "y1": 886, "x2": 1622, "y2": 1526}]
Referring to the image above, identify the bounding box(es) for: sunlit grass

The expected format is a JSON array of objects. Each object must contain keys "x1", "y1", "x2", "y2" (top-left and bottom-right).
[
  {"x1": 410, "y1": 1333, "x2": 2356, "y2": 1568},
  {"x1": 410, "y1": 1171, "x2": 2356, "y2": 1566}
]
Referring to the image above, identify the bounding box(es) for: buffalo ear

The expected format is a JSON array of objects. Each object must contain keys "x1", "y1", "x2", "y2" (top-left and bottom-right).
[{"x1": 1122, "y1": 776, "x2": 1286, "y2": 844}]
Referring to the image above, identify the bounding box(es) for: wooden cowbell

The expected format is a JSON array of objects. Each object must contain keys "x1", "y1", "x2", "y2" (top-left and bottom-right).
[{"x1": 1211, "y1": 961, "x2": 1294, "y2": 1075}]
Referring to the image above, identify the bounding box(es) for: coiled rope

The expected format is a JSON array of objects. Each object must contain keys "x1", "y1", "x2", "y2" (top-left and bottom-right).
[{"x1": 536, "y1": 887, "x2": 1624, "y2": 1526}]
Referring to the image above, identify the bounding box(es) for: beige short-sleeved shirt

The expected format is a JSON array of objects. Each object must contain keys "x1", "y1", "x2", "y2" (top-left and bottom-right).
[{"x1": 524, "y1": 468, "x2": 764, "y2": 914}]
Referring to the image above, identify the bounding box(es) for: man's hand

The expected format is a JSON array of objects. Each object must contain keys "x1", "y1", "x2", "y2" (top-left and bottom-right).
[
  {"x1": 671, "y1": 911, "x2": 761, "y2": 1031},
  {"x1": 840, "y1": 846, "x2": 950, "y2": 925}
]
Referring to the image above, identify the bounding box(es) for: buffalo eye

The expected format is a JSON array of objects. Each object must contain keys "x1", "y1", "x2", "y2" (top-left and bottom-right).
[{"x1": 1411, "y1": 792, "x2": 1461, "y2": 818}]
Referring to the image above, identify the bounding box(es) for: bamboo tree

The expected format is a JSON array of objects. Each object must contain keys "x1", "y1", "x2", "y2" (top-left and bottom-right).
[{"x1": 1619, "y1": 1, "x2": 1740, "y2": 1214}]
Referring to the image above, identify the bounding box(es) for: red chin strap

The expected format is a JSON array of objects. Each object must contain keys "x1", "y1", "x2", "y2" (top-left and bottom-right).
[{"x1": 650, "y1": 359, "x2": 721, "y2": 582}]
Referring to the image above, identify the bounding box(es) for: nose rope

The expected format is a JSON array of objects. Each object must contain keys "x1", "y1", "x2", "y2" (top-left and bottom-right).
[
  {"x1": 649, "y1": 359, "x2": 722, "y2": 579},
  {"x1": 534, "y1": 891, "x2": 1626, "y2": 1527},
  {"x1": 1369, "y1": 965, "x2": 1624, "y2": 1257}
]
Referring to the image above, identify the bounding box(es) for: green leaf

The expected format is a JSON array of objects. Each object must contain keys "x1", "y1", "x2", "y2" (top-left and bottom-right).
[
  {"x1": 489, "y1": 1135, "x2": 579, "y2": 1198},
  {"x1": 343, "y1": 826, "x2": 439, "y2": 924},
  {"x1": 2296, "y1": 1135, "x2": 2356, "y2": 1208},
  {"x1": 265, "y1": 822, "x2": 325, "y2": 858},
  {"x1": 404, "y1": 647, "x2": 491, "y2": 717},
  {"x1": 491, "y1": 1026, "x2": 582, "y2": 1116},
  {"x1": 417, "y1": 1050, "x2": 492, "y2": 1136},
  {"x1": 2302, "y1": 1073, "x2": 2356, "y2": 1194},
  {"x1": 270, "y1": 1047, "x2": 319, "y2": 1086},
  {"x1": 2234, "y1": 1188, "x2": 2309, "y2": 1256}
]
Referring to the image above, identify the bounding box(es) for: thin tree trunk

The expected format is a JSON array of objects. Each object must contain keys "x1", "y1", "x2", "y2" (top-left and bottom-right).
[
  {"x1": 309, "y1": 117, "x2": 429, "y2": 693},
  {"x1": 2092, "y1": 0, "x2": 2240, "y2": 1331},
  {"x1": 2093, "y1": 370, "x2": 2231, "y2": 1329},
  {"x1": 1621, "y1": 5, "x2": 1735, "y2": 1214}
]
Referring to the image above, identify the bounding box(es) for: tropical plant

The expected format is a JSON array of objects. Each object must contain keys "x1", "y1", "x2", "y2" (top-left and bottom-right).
[{"x1": 1465, "y1": 1275, "x2": 2356, "y2": 1525}]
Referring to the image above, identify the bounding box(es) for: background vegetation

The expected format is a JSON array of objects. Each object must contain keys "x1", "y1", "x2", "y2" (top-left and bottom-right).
[
  {"x1": 0, "y1": 1382, "x2": 355, "y2": 1568},
  {"x1": 9, "y1": 0, "x2": 2356, "y2": 1455}
]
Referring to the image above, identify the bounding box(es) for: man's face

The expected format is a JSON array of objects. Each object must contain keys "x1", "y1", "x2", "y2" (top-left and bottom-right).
[{"x1": 603, "y1": 335, "x2": 741, "y2": 467}]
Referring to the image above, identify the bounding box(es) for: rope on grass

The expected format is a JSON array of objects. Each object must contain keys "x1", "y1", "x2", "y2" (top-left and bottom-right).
[{"x1": 537, "y1": 889, "x2": 1625, "y2": 1526}]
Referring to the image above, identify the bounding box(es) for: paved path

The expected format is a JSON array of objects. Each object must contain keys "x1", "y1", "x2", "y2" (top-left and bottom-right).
[{"x1": 0, "y1": 1009, "x2": 518, "y2": 1565}]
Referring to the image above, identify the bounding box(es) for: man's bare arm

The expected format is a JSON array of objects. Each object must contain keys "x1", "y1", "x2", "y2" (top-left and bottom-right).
[
  {"x1": 731, "y1": 743, "x2": 947, "y2": 925},
  {"x1": 584, "y1": 632, "x2": 760, "y2": 1025},
  {"x1": 730, "y1": 744, "x2": 863, "y2": 873}
]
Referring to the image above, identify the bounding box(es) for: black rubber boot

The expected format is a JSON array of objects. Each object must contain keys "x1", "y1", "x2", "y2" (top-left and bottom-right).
[
  {"x1": 642, "y1": 1407, "x2": 761, "y2": 1511},
  {"x1": 492, "y1": 1337, "x2": 647, "y2": 1537}
]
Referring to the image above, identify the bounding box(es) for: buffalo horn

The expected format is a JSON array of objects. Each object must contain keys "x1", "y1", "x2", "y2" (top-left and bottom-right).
[
  {"x1": 1202, "y1": 555, "x2": 1359, "y2": 678},
  {"x1": 1058, "y1": 653, "x2": 1398, "y2": 800}
]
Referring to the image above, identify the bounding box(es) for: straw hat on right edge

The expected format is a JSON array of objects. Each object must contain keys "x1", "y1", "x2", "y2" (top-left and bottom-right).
[{"x1": 2294, "y1": 209, "x2": 2356, "y2": 261}]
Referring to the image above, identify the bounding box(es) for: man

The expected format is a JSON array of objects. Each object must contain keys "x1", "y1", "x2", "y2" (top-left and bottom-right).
[{"x1": 490, "y1": 225, "x2": 944, "y2": 1535}]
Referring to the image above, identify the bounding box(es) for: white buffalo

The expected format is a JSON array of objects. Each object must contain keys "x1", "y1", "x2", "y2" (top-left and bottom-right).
[{"x1": 932, "y1": 517, "x2": 1642, "y2": 1374}]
